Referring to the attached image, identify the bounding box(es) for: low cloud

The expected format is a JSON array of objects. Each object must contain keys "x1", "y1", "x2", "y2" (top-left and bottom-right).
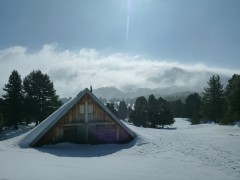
[{"x1": 0, "y1": 44, "x2": 239, "y2": 97}]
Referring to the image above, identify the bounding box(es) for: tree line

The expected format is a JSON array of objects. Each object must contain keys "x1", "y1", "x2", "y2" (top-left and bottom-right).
[
  {"x1": 1, "y1": 70, "x2": 239, "y2": 131},
  {"x1": 105, "y1": 95, "x2": 175, "y2": 128},
  {"x1": 106, "y1": 74, "x2": 240, "y2": 127},
  {"x1": 168, "y1": 74, "x2": 240, "y2": 125},
  {"x1": 0, "y1": 70, "x2": 62, "y2": 130}
]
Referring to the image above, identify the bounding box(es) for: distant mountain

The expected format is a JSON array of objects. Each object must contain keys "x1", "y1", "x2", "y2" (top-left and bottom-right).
[
  {"x1": 163, "y1": 91, "x2": 194, "y2": 102},
  {"x1": 93, "y1": 87, "x2": 126, "y2": 99},
  {"x1": 93, "y1": 86, "x2": 196, "y2": 100}
]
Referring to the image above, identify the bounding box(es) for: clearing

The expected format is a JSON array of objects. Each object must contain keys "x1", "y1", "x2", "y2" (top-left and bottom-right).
[{"x1": 0, "y1": 118, "x2": 239, "y2": 180}]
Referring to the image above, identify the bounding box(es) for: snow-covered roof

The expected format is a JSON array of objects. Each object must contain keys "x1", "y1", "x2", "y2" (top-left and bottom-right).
[{"x1": 19, "y1": 88, "x2": 136, "y2": 147}]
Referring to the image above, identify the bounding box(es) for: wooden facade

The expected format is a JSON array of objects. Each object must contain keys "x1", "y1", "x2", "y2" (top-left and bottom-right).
[{"x1": 33, "y1": 91, "x2": 134, "y2": 147}]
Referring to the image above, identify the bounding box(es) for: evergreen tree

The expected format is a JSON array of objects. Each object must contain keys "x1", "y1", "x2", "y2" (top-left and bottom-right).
[
  {"x1": 129, "y1": 96, "x2": 148, "y2": 127},
  {"x1": 201, "y1": 75, "x2": 225, "y2": 123},
  {"x1": 127, "y1": 106, "x2": 133, "y2": 118},
  {"x1": 158, "y1": 97, "x2": 168, "y2": 109},
  {"x1": 148, "y1": 95, "x2": 159, "y2": 112},
  {"x1": 158, "y1": 97, "x2": 175, "y2": 127},
  {"x1": 147, "y1": 94, "x2": 159, "y2": 127},
  {"x1": 157, "y1": 105, "x2": 175, "y2": 128},
  {"x1": 129, "y1": 95, "x2": 175, "y2": 128},
  {"x1": 185, "y1": 93, "x2": 201, "y2": 124},
  {"x1": 106, "y1": 102, "x2": 118, "y2": 117},
  {"x1": 118, "y1": 100, "x2": 128, "y2": 120},
  {"x1": 185, "y1": 93, "x2": 201, "y2": 118},
  {"x1": 2, "y1": 70, "x2": 24, "y2": 129},
  {"x1": 0, "y1": 98, "x2": 5, "y2": 132},
  {"x1": 191, "y1": 111, "x2": 201, "y2": 125},
  {"x1": 23, "y1": 70, "x2": 62, "y2": 125},
  {"x1": 169, "y1": 100, "x2": 184, "y2": 118},
  {"x1": 223, "y1": 74, "x2": 240, "y2": 124},
  {"x1": 0, "y1": 98, "x2": 4, "y2": 113}
]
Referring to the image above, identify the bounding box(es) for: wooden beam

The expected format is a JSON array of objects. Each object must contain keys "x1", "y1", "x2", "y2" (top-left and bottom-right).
[
  {"x1": 117, "y1": 125, "x2": 119, "y2": 143},
  {"x1": 85, "y1": 101, "x2": 88, "y2": 123},
  {"x1": 62, "y1": 121, "x2": 116, "y2": 126}
]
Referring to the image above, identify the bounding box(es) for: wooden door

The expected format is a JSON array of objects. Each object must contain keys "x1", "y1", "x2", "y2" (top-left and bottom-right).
[{"x1": 63, "y1": 126, "x2": 78, "y2": 143}]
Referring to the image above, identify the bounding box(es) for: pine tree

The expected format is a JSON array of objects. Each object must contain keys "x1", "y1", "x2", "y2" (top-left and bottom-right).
[
  {"x1": 191, "y1": 111, "x2": 201, "y2": 125},
  {"x1": 158, "y1": 97, "x2": 168, "y2": 109},
  {"x1": 0, "y1": 98, "x2": 5, "y2": 132},
  {"x1": 127, "y1": 106, "x2": 133, "y2": 118},
  {"x1": 2, "y1": 70, "x2": 24, "y2": 129},
  {"x1": 157, "y1": 105, "x2": 175, "y2": 128},
  {"x1": 147, "y1": 94, "x2": 159, "y2": 127},
  {"x1": 223, "y1": 74, "x2": 240, "y2": 124},
  {"x1": 129, "y1": 95, "x2": 175, "y2": 128},
  {"x1": 169, "y1": 100, "x2": 184, "y2": 118},
  {"x1": 185, "y1": 93, "x2": 201, "y2": 118},
  {"x1": 129, "y1": 96, "x2": 148, "y2": 127},
  {"x1": 185, "y1": 93, "x2": 201, "y2": 124},
  {"x1": 118, "y1": 100, "x2": 128, "y2": 120},
  {"x1": 106, "y1": 102, "x2": 118, "y2": 117},
  {"x1": 23, "y1": 70, "x2": 62, "y2": 125},
  {"x1": 201, "y1": 75, "x2": 225, "y2": 123}
]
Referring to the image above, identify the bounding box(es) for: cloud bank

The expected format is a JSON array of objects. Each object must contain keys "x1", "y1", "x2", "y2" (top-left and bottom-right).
[{"x1": 0, "y1": 44, "x2": 239, "y2": 97}]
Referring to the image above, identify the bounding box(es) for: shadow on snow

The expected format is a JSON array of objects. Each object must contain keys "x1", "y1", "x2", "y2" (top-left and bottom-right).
[{"x1": 35, "y1": 138, "x2": 137, "y2": 158}]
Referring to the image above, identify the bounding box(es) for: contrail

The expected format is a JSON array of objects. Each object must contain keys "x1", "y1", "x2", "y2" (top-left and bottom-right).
[{"x1": 126, "y1": 0, "x2": 131, "y2": 42}]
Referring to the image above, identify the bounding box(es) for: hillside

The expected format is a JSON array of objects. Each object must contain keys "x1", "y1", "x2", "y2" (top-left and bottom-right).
[
  {"x1": 0, "y1": 119, "x2": 239, "y2": 180},
  {"x1": 93, "y1": 86, "x2": 193, "y2": 100}
]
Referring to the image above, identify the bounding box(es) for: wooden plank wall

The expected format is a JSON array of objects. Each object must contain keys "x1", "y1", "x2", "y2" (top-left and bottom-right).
[{"x1": 34, "y1": 94, "x2": 133, "y2": 146}]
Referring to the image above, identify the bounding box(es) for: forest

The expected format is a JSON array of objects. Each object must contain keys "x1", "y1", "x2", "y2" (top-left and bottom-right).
[
  {"x1": 0, "y1": 70, "x2": 62, "y2": 131},
  {"x1": 96, "y1": 74, "x2": 240, "y2": 128},
  {"x1": 0, "y1": 70, "x2": 240, "y2": 132}
]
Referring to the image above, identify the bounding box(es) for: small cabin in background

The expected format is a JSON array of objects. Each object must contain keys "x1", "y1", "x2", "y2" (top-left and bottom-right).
[{"x1": 20, "y1": 88, "x2": 135, "y2": 147}]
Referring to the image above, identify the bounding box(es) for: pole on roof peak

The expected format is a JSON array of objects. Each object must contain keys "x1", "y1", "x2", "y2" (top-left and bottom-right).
[{"x1": 90, "y1": 85, "x2": 92, "y2": 92}]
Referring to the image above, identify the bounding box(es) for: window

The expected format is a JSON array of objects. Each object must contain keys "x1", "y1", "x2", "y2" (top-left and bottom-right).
[
  {"x1": 88, "y1": 104, "x2": 93, "y2": 114},
  {"x1": 79, "y1": 104, "x2": 84, "y2": 114}
]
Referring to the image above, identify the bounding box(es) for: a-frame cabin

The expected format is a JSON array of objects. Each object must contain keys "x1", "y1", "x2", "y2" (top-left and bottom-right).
[{"x1": 20, "y1": 88, "x2": 135, "y2": 147}]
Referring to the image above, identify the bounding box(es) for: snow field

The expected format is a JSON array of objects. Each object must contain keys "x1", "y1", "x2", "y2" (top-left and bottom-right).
[{"x1": 0, "y1": 118, "x2": 239, "y2": 180}]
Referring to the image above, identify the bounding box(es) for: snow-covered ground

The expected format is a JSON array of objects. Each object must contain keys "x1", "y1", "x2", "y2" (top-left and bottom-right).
[{"x1": 0, "y1": 118, "x2": 239, "y2": 180}]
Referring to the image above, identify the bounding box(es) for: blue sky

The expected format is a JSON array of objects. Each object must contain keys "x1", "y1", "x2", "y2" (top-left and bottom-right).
[{"x1": 0, "y1": 0, "x2": 240, "y2": 96}]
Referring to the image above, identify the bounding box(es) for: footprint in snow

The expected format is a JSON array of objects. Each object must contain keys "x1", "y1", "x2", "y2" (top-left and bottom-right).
[{"x1": 137, "y1": 142, "x2": 149, "y2": 146}]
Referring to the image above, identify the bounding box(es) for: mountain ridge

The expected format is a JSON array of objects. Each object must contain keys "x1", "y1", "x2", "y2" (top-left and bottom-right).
[{"x1": 93, "y1": 86, "x2": 195, "y2": 100}]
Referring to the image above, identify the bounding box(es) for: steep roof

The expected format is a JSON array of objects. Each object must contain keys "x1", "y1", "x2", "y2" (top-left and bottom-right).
[{"x1": 19, "y1": 88, "x2": 136, "y2": 147}]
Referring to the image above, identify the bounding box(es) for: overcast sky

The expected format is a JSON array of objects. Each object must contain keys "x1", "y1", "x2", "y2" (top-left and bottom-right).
[{"x1": 0, "y1": 0, "x2": 240, "y2": 97}]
